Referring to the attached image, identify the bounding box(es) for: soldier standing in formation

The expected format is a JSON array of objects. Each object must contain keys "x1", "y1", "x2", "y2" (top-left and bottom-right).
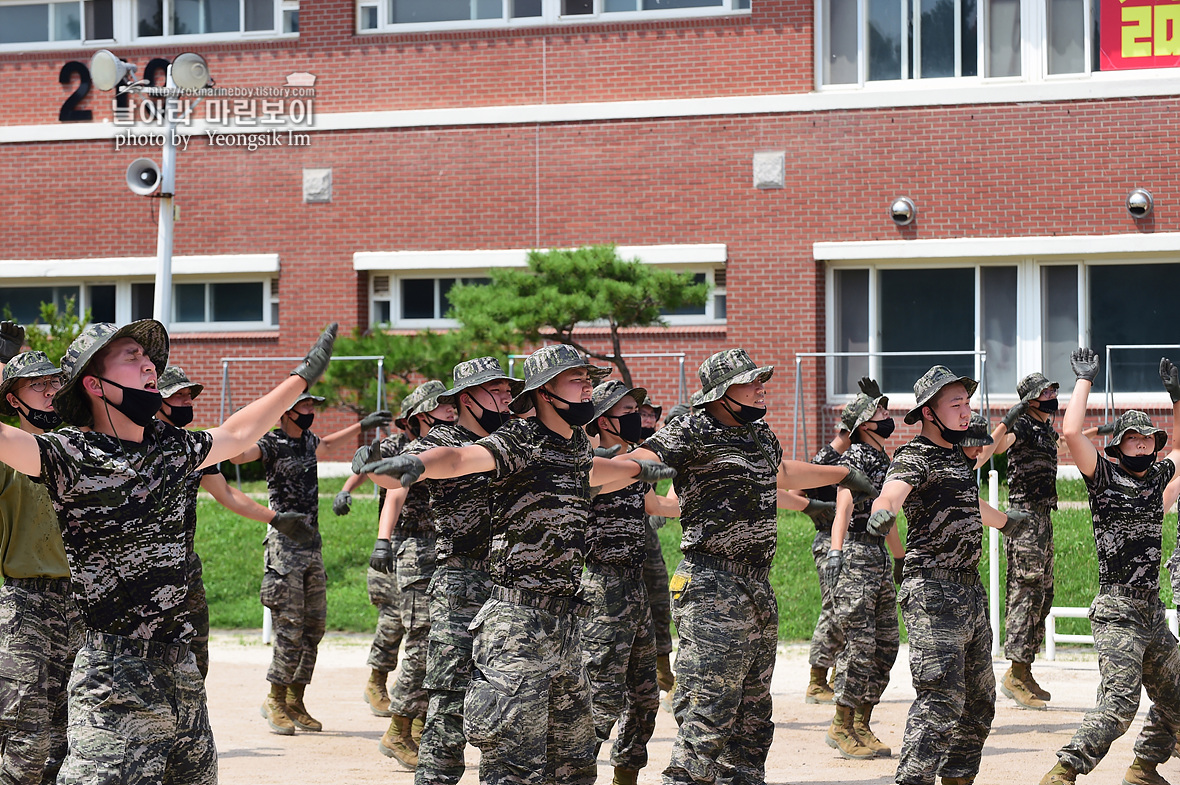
[{"x1": 638, "y1": 397, "x2": 678, "y2": 698}]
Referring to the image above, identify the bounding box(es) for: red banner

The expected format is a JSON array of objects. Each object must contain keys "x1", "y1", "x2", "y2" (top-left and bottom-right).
[{"x1": 1100, "y1": 0, "x2": 1180, "y2": 69}]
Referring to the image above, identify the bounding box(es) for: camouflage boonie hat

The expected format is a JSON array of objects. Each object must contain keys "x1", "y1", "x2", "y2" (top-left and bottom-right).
[
  {"x1": 587, "y1": 380, "x2": 647, "y2": 436},
  {"x1": 0, "y1": 351, "x2": 62, "y2": 417},
  {"x1": 639, "y1": 396, "x2": 663, "y2": 417},
  {"x1": 692, "y1": 349, "x2": 774, "y2": 408},
  {"x1": 666, "y1": 403, "x2": 691, "y2": 423},
  {"x1": 409, "y1": 380, "x2": 451, "y2": 418},
  {"x1": 841, "y1": 391, "x2": 890, "y2": 433},
  {"x1": 1103, "y1": 410, "x2": 1167, "y2": 458},
  {"x1": 288, "y1": 391, "x2": 325, "y2": 411},
  {"x1": 54, "y1": 320, "x2": 169, "y2": 428},
  {"x1": 903, "y1": 365, "x2": 979, "y2": 425},
  {"x1": 440, "y1": 357, "x2": 524, "y2": 403},
  {"x1": 1017, "y1": 372, "x2": 1059, "y2": 403},
  {"x1": 157, "y1": 365, "x2": 204, "y2": 400},
  {"x1": 960, "y1": 413, "x2": 995, "y2": 448},
  {"x1": 509, "y1": 345, "x2": 611, "y2": 414}
]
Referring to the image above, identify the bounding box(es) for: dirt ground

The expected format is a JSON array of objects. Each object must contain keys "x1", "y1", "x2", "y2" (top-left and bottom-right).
[{"x1": 207, "y1": 631, "x2": 1174, "y2": 785}]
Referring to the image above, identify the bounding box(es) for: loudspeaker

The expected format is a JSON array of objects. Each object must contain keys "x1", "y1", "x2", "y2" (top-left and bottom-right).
[{"x1": 126, "y1": 158, "x2": 162, "y2": 196}]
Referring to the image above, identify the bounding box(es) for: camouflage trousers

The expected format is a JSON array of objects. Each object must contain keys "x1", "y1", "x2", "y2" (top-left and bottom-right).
[
  {"x1": 896, "y1": 575, "x2": 995, "y2": 785},
  {"x1": 1057, "y1": 591, "x2": 1180, "y2": 772},
  {"x1": 644, "y1": 517, "x2": 674, "y2": 656},
  {"x1": 464, "y1": 594, "x2": 596, "y2": 785},
  {"x1": 365, "y1": 562, "x2": 405, "y2": 673},
  {"x1": 808, "y1": 530, "x2": 843, "y2": 669},
  {"x1": 57, "y1": 642, "x2": 215, "y2": 785},
  {"x1": 415, "y1": 561, "x2": 493, "y2": 785},
  {"x1": 260, "y1": 541, "x2": 326, "y2": 686},
  {"x1": 578, "y1": 565, "x2": 660, "y2": 771},
  {"x1": 185, "y1": 553, "x2": 210, "y2": 679},
  {"x1": 0, "y1": 578, "x2": 82, "y2": 785},
  {"x1": 1003, "y1": 506, "x2": 1054, "y2": 664},
  {"x1": 388, "y1": 535, "x2": 436, "y2": 720},
  {"x1": 831, "y1": 539, "x2": 899, "y2": 708},
  {"x1": 664, "y1": 556, "x2": 777, "y2": 785}
]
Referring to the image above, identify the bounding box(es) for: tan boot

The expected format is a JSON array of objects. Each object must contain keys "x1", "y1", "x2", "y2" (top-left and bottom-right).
[
  {"x1": 1024, "y1": 663, "x2": 1052, "y2": 701},
  {"x1": 380, "y1": 714, "x2": 419, "y2": 770},
  {"x1": 1174, "y1": 730, "x2": 1180, "y2": 759},
  {"x1": 942, "y1": 778, "x2": 975, "y2": 785},
  {"x1": 660, "y1": 682, "x2": 675, "y2": 714},
  {"x1": 1040, "y1": 761, "x2": 1078, "y2": 785},
  {"x1": 1123, "y1": 757, "x2": 1171, "y2": 785},
  {"x1": 656, "y1": 654, "x2": 675, "y2": 692},
  {"x1": 260, "y1": 683, "x2": 295, "y2": 736},
  {"x1": 410, "y1": 715, "x2": 424, "y2": 746},
  {"x1": 852, "y1": 703, "x2": 891, "y2": 757},
  {"x1": 806, "y1": 666, "x2": 836, "y2": 705},
  {"x1": 285, "y1": 684, "x2": 323, "y2": 732},
  {"x1": 1001, "y1": 663, "x2": 1047, "y2": 710},
  {"x1": 612, "y1": 768, "x2": 639, "y2": 785},
  {"x1": 825, "y1": 704, "x2": 875, "y2": 760},
  {"x1": 364, "y1": 669, "x2": 393, "y2": 717}
]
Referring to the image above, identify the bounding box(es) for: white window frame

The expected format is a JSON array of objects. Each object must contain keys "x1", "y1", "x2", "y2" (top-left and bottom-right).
[
  {"x1": 0, "y1": 0, "x2": 116, "y2": 50},
  {"x1": 132, "y1": 0, "x2": 294, "y2": 42}
]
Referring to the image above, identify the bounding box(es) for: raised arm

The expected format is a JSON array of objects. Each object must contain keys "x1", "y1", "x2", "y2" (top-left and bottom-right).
[
  {"x1": 201, "y1": 471, "x2": 277, "y2": 524},
  {"x1": 1063, "y1": 348, "x2": 1100, "y2": 480},
  {"x1": 0, "y1": 422, "x2": 42, "y2": 478},
  {"x1": 1159, "y1": 358, "x2": 1180, "y2": 467},
  {"x1": 229, "y1": 443, "x2": 264, "y2": 465},
  {"x1": 364, "y1": 444, "x2": 498, "y2": 489}
]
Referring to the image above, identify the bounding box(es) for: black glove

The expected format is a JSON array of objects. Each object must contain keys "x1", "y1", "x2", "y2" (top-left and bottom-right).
[
  {"x1": 1096, "y1": 422, "x2": 1116, "y2": 436},
  {"x1": 291, "y1": 323, "x2": 338, "y2": 387},
  {"x1": 1161, "y1": 358, "x2": 1180, "y2": 404},
  {"x1": 594, "y1": 444, "x2": 622, "y2": 458},
  {"x1": 628, "y1": 459, "x2": 677, "y2": 483},
  {"x1": 858, "y1": 376, "x2": 882, "y2": 399},
  {"x1": 362, "y1": 455, "x2": 426, "y2": 487},
  {"x1": 1070, "y1": 347, "x2": 1099, "y2": 383},
  {"x1": 1001, "y1": 401, "x2": 1027, "y2": 431},
  {"x1": 1000, "y1": 509, "x2": 1032, "y2": 538},
  {"x1": 893, "y1": 557, "x2": 904, "y2": 585},
  {"x1": 821, "y1": 549, "x2": 843, "y2": 588},
  {"x1": 360, "y1": 410, "x2": 393, "y2": 430},
  {"x1": 802, "y1": 499, "x2": 836, "y2": 529},
  {"x1": 0, "y1": 321, "x2": 24, "y2": 365},
  {"x1": 839, "y1": 467, "x2": 878, "y2": 505},
  {"x1": 270, "y1": 511, "x2": 315, "y2": 546},
  {"x1": 866, "y1": 509, "x2": 896, "y2": 538},
  {"x1": 332, "y1": 490, "x2": 352, "y2": 516},
  {"x1": 370, "y1": 538, "x2": 394, "y2": 574}
]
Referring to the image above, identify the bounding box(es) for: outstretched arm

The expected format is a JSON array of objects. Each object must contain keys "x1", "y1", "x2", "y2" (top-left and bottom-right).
[
  {"x1": 201, "y1": 471, "x2": 277, "y2": 524},
  {"x1": 1063, "y1": 348, "x2": 1100, "y2": 480},
  {"x1": 367, "y1": 444, "x2": 498, "y2": 489},
  {"x1": 645, "y1": 487, "x2": 680, "y2": 517},
  {"x1": 1160, "y1": 358, "x2": 1180, "y2": 467},
  {"x1": 0, "y1": 422, "x2": 41, "y2": 478}
]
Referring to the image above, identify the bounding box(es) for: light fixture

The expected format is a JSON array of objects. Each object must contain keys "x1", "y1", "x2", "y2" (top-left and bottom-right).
[
  {"x1": 89, "y1": 49, "x2": 136, "y2": 92},
  {"x1": 171, "y1": 53, "x2": 212, "y2": 90},
  {"x1": 1127, "y1": 188, "x2": 1153, "y2": 219},
  {"x1": 889, "y1": 196, "x2": 916, "y2": 226}
]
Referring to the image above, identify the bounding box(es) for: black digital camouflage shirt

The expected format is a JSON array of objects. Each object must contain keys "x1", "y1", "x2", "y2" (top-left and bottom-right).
[
  {"x1": 839, "y1": 443, "x2": 890, "y2": 534},
  {"x1": 586, "y1": 479, "x2": 648, "y2": 569},
  {"x1": 182, "y1": 463, "x2": 222, "y2": 558},
  {"x1": 35, "y1": 421, "x2": 213, "y2": 642},
  {"x1": 643, "y1": 411, "x2": 783, "y2": 568},
  {"x1": 476, "y1": 417, "x2": 593, "y2": 596},
  {"x1": 376, "y1": 431, "x2": 410, "y2": 508},
  {"x1": 886, "y1": 436, "x2": 982, "y2": 573},
  {"x1": 404, "y1": 424, "x2": 486, "y2": 553},
  {"x1": 1007, "y1": 413, "x2": 1059, "y2": 510},
  {"x1": 807, "y1": 443, "x2": 841, "y2": 506},
  {"x1": 1085, "y1": 456, "x2": 1175, "y2": 589},
  {"x1": 257, "y1": 428, "x2": 322, "y2": 550}
]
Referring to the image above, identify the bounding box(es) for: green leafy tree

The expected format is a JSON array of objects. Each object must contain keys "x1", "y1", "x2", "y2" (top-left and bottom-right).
[
  {"x1": 3, "y1": 296, "x2": 90, "y2": 366},
  {"x1": 447, "y1": 245, "x2": 710, "y2": 386}
]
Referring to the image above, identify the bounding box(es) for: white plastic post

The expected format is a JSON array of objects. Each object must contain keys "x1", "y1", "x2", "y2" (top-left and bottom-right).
[
  {"x1": 989, "y1": 470, "x2": 1000, "y2": 657},
  {"x1": 1045, "y1": 611, "x2": 1056, "y2": 660},
  {"x1": 263, "y1": 607, "x2": 272, "y2": 645}
]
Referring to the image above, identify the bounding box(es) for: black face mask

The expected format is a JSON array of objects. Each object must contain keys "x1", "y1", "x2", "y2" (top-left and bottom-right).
[
  {"x1": 164, "y1": 404, "x2": 194, "y2": 427},
  {"x1": 543, "y1": 389, "x2": 596, "y2": 428},
  {"x1": 929, "y1": 410, "x2": 967, "y2": 445},
  {"x1": 1120, "y1": 451, "x2": 1156, "y2": 473},
  {"x1": 722, "y1": 394, "x2": 766, "y2": 424},
  {"x1": 605, "y1": 411, "x2": 645, "y2": 443},
  {"x1": 640, "y1": 426, "x2": 657, "y2": 440},
  {"x1": 99, "y1": 377, "x2": 162, "y2": 427},
  {"x1": 290, "y1": 411, "x2": 315, "y2": 431},
  {"x1": 1032, "y1": 398, "x2": 1059, "y2": 414},
  {"x1": 465, "y1": 395, "x2": 509, "y2": 435},
  {"x1": 868, "y1": 416, "x2": 896, "y2": 440},
  {"x1": 13, "y1": 398, "x2": 62, "y2": 431}
]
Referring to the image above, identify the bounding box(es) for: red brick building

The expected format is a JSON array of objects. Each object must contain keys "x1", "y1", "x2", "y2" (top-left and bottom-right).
[{"x1": 1, "y1": 0, "x2": 1178, "y2": 459}]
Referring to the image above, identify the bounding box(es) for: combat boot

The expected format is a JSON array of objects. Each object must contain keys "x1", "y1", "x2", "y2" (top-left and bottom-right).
[
  {"x1": 1039, "y1": 761, "x2": 1077, "y2": 785},
  {"x1": 285, "y1": 684, "x2": 323, "y2": 732},
  {"x1": 260, "y1": 683, "x2": 296, "y2": 736},
  {"x1": 826, "y1": 704, "x2": 875, "y2": 760},
  {"x1": 1001, "y1": 662, "x2": 1047, "y2": 710},
  {"x1": 852, "y1": 703, "x2": 891, "y2": 757},
  {"x1": 612, "y1": 768, "x2": 639, "y2": 785},
  {"x1": 411, "y1": 715, "x2": 424, "y2": 745},
  {"x1": 1024, "y1": 663, "x2": 1052, "y2": 701},
  {"x1": 380, "y1": 714, "x2": 419, "y2": 770},
  {"x1": 660, "y1": 682, "x2": 675, "y2": 713},
  {"x1": 656, "y1": 653, "x2": 675, "y2": 692},
  {"x1": 941, "y1": 778, "x2": 975, "y2": 785},
  {"x1": 1122, "y1": 757, "x2": 1171, "y2": 785},
  {"x1": 806, "y1": 666, "x2": 836, "y2": 704},
  {"x1": 364, "y1": 669, "x2": 393, "y2": 717},
  {"x1": 1174, "y1": 730, "x2": 1180, "y2": 759}
]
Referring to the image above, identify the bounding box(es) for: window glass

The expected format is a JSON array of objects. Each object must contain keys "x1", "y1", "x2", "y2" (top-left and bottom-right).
[
  {"x1": 986, "y1": 0, "x2": 1020, "y2": 75},
  {"x1": 360, "y1": 4, "x2": 376, "y2": 27},
  {"x1": 1041, "y1": 265, "x2": 1078, "y2": 391},
  {"x1": 563, "y1": 0, "x2": 592, "y2": 12},
  {"x1": 401, "y1": 279, "x2": 436, "y2": 319},
  {"x1": 88, "y1": 285, "x2": 116, "y2": 323},
  {"x1": 981, "y1": 266, "x2": 1017, "y2": 394},
  {"x1": 1090, "y1": 264, "x2": 1180, "y2": 392},
  {"x1": 245, "y1": 0, "x2": 272, "y2": 30},
  {"x1": 879, "y1": 268, "x2": 975, "y2": 393},
  {"x1": 1046, "y1": 0, "x2": 1085, "y2": 73},
  {"x1": 0, "y1": 286, "x2": 79, "y2": 324},
  {"x1": 210, "y1": 282, "x2": 263, "y2": 321},
  {"x1": 282, "y1": 7, "x2": 297, "y2": 30},
  {"x1": 920, "y1": 0, "x2": 956, "y2": 76},
  {"x1": 54, "y1": 1, "x2": 81, "y2": 39},
  {"x1": 868, "y1": 0, "x2": 904, "y2": 80},
  {"x1": 960, "y1": 0, "x2": 978, "y2": 75},
  {"x1": 0, "y1": 4, "x2": 49, "y2": 43},
  {"x1": 824, "y1": 0, "x2": 860, "y2": 83},
  {"x1": 441, "y1": 277, "x2": 489, "y2": 317},
  {"x1": 138, "y1": 0, "x2": 164, "y2": 35},
  {"x1": 714, "y1": 294, "x2": 727, "y2": 319},
  {"x1": 86, "y1": 0, "x2": 113, "y2": 37},
  {"x1": 661, "y1": 273, "x2": 708, "y2": 316},
  {"x1": 131, "y1": 283, "x2": 155, "y2": 321},
  {"x1": 175, "y1": 283, "x2": 205, "y2": 322},
  {"x1": 512, "y1": 0, "x2": 541, "y2": 14},
  {"x1": 391, "y1": 0, "x2": 497, "y2": 22},
  {"x1": 642, "y1": 0, "x2": 723, "y2": 8},
  {"x1": 833, "y1": 269, "x2": 870, "y2": 395}
]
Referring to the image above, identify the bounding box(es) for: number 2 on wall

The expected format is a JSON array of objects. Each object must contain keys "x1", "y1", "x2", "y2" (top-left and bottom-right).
[{"x1": 58, "y1": 58, "x2": 169, "y2": 122}]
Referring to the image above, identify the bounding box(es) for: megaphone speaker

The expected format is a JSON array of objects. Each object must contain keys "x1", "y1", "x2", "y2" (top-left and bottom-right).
[
  {"x1": 171, "y1": 53, "x2": 211, "y2": 91},
  {"x1": 126, "y1": 158, "x2": 162, "y2": 196}
]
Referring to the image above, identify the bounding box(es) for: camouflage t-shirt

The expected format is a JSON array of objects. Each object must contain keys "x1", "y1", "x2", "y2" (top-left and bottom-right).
[
  {"x1": 585, "y1": 479, "x2": 648, "y2": 569},
  {"x1": 1085, "y1": 456, "x2": 1176, "y2": 589},
  {"x1": 375, "y1": 431, "x2": 410, "y2": 508},
  {"x1": 257, "y1": 429, "x2": 322, "y2": 550},
  {"x1": 182, "y1": 463, "x2": 222, "y2": 558},
  {"x1": 404, "y1": 424, "x2": 487, "y2": 553},
  {"x1": 476, "y1": 417, "x2": 593, "y2": 596},
  {"x1": 1007, "y1": 413, "x2": 1059, "y2": 510},
  {"x1": 886, "y1": 436, "x2": 982, "y2": 573},
  {"x1": 838, "y1": 443, "x2": 890, "y2": 534},
  {"x1": 643, "y1": 411, "x2": 783, "y2": 568},
  {"x1": 807, "y1": 443, "x2": 842, "y2": 505},
  {"x1": 35, "y1": 421, "x2": 213, "y2": 642}
]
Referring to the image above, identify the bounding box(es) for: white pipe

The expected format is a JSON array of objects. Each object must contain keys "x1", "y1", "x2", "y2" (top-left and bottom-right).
[{"x1": 989, "y1": 470, "x2": 1000, "y2": 657}]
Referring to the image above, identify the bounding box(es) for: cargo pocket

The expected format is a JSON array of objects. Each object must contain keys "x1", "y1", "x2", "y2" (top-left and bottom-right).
[
  {"x1": 259, "y1": 570, "x2": 288, "y2": 611},
  {"x1": 64, "y1": 727, "x2": 126, "y2": 781},
  {"x1": 0, "y1": 653, "x2": 40, "y2": 726},
  {"x1": 910, "y1": 647, "x2": 954, "y2": 690},
  {"x1": 462, "y1": 668, "x2": 526, "y2": 749},
  {"x1": 918, "y1": 583, "x2": 946, "y2": 615}
]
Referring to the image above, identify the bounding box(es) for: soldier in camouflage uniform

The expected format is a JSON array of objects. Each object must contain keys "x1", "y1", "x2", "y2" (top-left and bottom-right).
[
  {"x1": 0, "y1": 319, "x2": 335, "y2": 784},
  {"x1": 820, "y1": 382, "x2": 904, "y2": 761},
  {"x1": 232, "y1": 382, "x2": 388, "y2": 735},
  {"x1": 986, "y1": 372, "x2": 1061, "y2": 710},
  {"x1": 638, "y1": 397, "x2": 677, "y2": 694},
  {"x1": 626, "y1": 349, "x2": 880, "y2": 785},
  {"x1": 866, "y1": 365, "x2": 1029, "y2": 785},
  {"x1": 370, "y1": 380, "x2": 457, "y2": 768},
  {"x1": 363, "y1": 344, "x2": 676, "y2": 785},
  {"x1": 1039, "y1": 351, "x2": 1180, "y2": 785},
  {"x1": 0, "y1": 336, "x2": 83, "y2": 785}
]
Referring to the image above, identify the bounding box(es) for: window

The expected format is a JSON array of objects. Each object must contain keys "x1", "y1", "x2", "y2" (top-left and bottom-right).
[
  {"x1": 373, "y1": 275, "x2": 490, "y2": 326},
  {"x1": 658, "y1": 268, "x2": 727, "y2": 324},
  {"x1": 0, "y1": 0, "x2": 112, "y2": 44},
  {"x1": 0, "y1": 285, "x2": 81, "y2": 324},
  {"x1": 358, "y1": 0, "x2": 748, "y2": 32},
  {"x1": 136, "y1": 0, "x2": 287, "y2": 36},
  {"x1": 175, "y1": 281, "x2": 266, "y2": 324}
]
